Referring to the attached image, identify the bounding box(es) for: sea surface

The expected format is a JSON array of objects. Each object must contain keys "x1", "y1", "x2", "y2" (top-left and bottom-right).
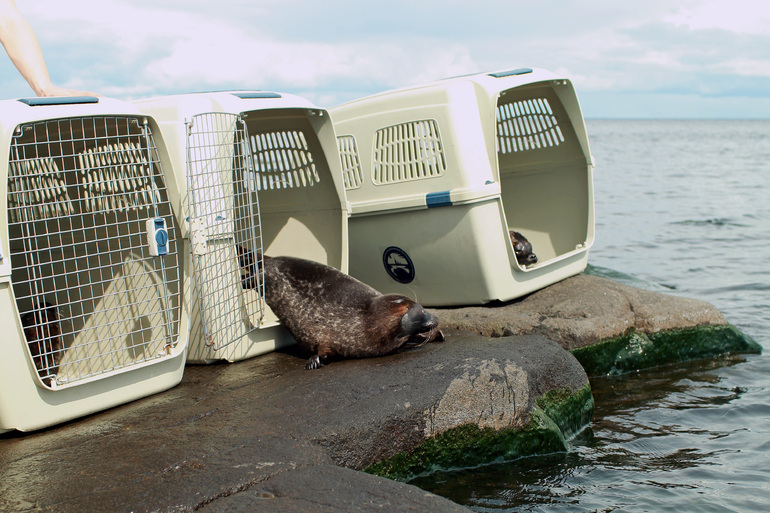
[{"x1": 412, "y1": 119, "x2": 770, "y2": 512}]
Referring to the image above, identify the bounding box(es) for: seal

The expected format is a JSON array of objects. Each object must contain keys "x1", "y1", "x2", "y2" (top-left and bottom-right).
[
  {"x1": 262, "y1": 255, "x2": 444, "y2": 369},
  {"x1": 21, "y1": 301, "x2": 62, "y2": 385},
  {"x1": 509, "y1": 230, "x2": 537, "y2": 266},
  {"x1": 237, "y1": 244, "x2": 261, "y2": 289}
]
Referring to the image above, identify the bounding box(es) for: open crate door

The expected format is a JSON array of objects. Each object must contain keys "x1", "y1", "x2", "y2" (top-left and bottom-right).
[
  {"x1": 185, "y1": 112, "x2": 265, "y2": 350},
  {"x1": 7, "y1": 116, "x2": 181, "y2": 388}
]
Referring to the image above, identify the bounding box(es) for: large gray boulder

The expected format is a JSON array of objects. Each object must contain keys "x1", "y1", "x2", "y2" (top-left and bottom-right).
[
  {"x1": 1, "y1": 273, "x2": 757, "y2": 512},
  {"x1": 0, "y1": 331, "x2": 588, "y2": 513},
  {"x1": 429, "y1": 274, "x2": 727, "y2": 349}
]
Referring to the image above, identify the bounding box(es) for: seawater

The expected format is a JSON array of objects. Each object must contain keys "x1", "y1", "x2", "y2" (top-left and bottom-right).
[{"x1": 411, "y1": 120, "x2": 770, "y2": 512}]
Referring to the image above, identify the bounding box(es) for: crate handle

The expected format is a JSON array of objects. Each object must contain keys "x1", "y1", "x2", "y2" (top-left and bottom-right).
[
  {"x1": 18, "y1": 96, "x2": 100, "y2": 106},
  {"x1": 489, "y1": 68, "x2": 533, "y2": 78}
]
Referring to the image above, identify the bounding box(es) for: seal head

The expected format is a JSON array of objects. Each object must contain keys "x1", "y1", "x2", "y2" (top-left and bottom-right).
[
  {"x1": 21, "y1": 301, "x2": 62, "y2": 385},
  {"x1": 510, "y1": 230, "x2": 537, "y2": 266}
]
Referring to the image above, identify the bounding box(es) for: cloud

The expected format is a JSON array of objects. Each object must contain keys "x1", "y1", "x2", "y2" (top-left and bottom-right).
[
  {"x1": 18, "y1": 0, "x2": 479, "y2": 103},
  {"x1": 664, "y1": 0, "x2": 770, "y2": 34},
  {"x1": 4, "y1": 0, "x2": 770, "y2": 116}
]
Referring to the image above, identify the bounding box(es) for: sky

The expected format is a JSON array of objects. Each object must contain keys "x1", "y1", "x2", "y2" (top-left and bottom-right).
[{"x1": 2, "y1": 0, "x2": 770, "y2": 118}]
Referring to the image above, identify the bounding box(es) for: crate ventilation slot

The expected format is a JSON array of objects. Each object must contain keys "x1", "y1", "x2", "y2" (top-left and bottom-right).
[
  {"x1": 336, "y1": 135, "x2": 363, "y2": 190},
  {"x1": 7, "y1": 157, "x2": 73, "y2": 221},
  {"x1": 247, "y1": 130, "x2": 320, "y2": 191},
  {"x1": 496, "y1": 97, "x2": 565, "y2": 154},
  {"x1": 186, "y1": 112, "x2": 265, "y2": 351},
  {"x1": 372, "y1": 119, "x2": 446, "y2": 185},
  {"x1": 78, "y1": 142, "x2": 162, "y2": 213},
  {"x1": 7, "y1": 116, "x2": 181, "y2": 388},
  {"x1": 7, "y1": 123, "x2": 163, "y2": 222}
]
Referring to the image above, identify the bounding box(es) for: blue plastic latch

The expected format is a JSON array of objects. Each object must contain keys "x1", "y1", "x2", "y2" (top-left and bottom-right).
[
  {"x1": 155, "y1": 224, "x2": 168, "y2": 246},
  {"x1": 147, "y1": 218, "x2": 169, "y2": 256},
  {"x1": 18, "y1": 96, "x2": 100, "y2": 106},
  {"x1": 489, "y1": 68, "x2": 533, "y2": 78},
  {"x1": 426, "y1": 191, "x2": 452, "y2": 208}
]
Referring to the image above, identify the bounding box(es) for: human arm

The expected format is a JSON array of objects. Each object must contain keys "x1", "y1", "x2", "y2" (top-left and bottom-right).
[{"x1": 0, "y1": 0, "x2": 94, "y2": 96}]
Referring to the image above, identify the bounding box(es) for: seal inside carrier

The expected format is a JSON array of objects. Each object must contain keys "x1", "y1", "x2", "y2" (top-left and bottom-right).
[
  {"x1": 0, "y1": 97, "x2": 188, "y2": 432},
  {"x1": 330, "y1": 67, "x2": 595, "y2": 306}
]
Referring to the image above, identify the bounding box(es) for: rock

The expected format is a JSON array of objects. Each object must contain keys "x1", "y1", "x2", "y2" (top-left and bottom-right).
[
  {"x1": 280, "y1": 330, "x2": 589, "y2": 471},
  {"x1": 198, "y1": 464, "x2": 472, "y2": 513},
  {"x1": 0, "y1": 330, "x2": 588, "y2": 513},
  {"x1": 1, "y1": 274, "x2": 755, "y2": 512},
  {"x1": 429, "y1": 274, "x2": 727, "y2": 350}
]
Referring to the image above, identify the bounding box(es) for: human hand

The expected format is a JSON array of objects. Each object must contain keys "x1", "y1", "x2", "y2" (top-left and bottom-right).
[{"x1": 36, "y1": 83, "x2": 98, "y2": 97}]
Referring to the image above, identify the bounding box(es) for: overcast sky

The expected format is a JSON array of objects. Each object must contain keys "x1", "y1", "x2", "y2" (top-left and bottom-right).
[{"x1": 2, "y1": 0, "x2": 769, "y2": 118}]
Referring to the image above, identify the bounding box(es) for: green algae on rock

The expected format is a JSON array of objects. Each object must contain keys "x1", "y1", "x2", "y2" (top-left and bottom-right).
[
  {"x1": 535, "y1": 385, "x2": 595, "y2": 441},
  {"x1": 365, "y1": 385, "x2": 594, "y2": 481},
  {"x1": 572, "y1": 324, "x2": 762, "y2": 377}
]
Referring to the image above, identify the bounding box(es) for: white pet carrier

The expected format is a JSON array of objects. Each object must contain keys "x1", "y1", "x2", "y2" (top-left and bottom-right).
[
  {"x1": 134, "y1": 92, "x2": 348, "y2": 363},
  {"x1": 330, "y1": 67, "x2": 595, "y2": 306},
  {"x1": 0, "y1": 96, "x2": 188, "y2": 432}
]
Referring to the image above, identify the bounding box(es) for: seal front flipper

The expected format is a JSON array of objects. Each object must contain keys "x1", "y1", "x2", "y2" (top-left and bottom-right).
[
  {"x1": 305, "y1": 348, "x2": 333, "y2": 370},
  {"x1": 426, "y1": 327, "x2": 445, "y2": 343},
  {"x1": 305, "y1": 355, "x2": 324, "y2": 370}
]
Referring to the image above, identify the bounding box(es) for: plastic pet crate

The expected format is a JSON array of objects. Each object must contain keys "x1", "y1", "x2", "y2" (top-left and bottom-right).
[
  {"x1": 0, "y1": 96, "x2": 188, "y2": 432},
  {"x1": 134, "y1": 92, "x2": 348, "y2": 363},
  {"x1": 330, "y1": 67, "x2": 595, "y2": 306}
]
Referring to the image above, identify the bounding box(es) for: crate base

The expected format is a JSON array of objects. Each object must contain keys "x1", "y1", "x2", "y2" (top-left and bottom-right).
[
  {"x1": 0, "y1": 280, "x2": 189, "y2": 432},
  {"x1": 186, "y1": 322, "x2": 296, "y2": 364},
  {"x1": 347, "y1": 199, "x2": 589, "y2": 307}
]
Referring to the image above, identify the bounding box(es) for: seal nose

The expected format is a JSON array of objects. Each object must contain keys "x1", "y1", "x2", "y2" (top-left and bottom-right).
[
  {"x1": 401, "y1": 303, "x2": 437, "y2": 333},
  {"x1": 528, "y1": 253, "x2": 538, "y2": 264},
  {"x1": 421, "y1": 312, "x2": 438, "y2": 330}
]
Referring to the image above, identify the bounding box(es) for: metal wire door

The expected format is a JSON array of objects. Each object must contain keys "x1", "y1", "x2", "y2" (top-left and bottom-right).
[
  {"x1": 7, "y1": 116, "x2": 181, "y2": 388},
  {"x1": 186, "y1": 113, "x2": 265, "y2": 350}
]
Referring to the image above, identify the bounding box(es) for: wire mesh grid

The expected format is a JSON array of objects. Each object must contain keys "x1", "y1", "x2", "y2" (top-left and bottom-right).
[
  {"x1": 7, "y1": 116, "x2": 181, "y2": 388},
  {"x1": 496, "y1": 97, "x2": 565, "y2": 154},
  {"x1": 372, "y1": 119, "x2": 446, "y2": 185},
  {"x1": 186, "y1": 112, "x2": 265, "y2": 351}
]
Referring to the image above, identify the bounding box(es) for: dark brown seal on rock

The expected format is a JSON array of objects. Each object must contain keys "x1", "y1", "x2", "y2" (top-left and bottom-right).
[
  {"x1": 21, "y1": 301, "x2": 62, "y2": 385},
  {"x1": 509, "y1": 230, "x2": 537, "y2": 266},
  {"x1": 237, "y1": 244, "x2": 261, "y2": 290},
  {"x1": 263, "y1": 256, "x2": 444, "y2": 369}
]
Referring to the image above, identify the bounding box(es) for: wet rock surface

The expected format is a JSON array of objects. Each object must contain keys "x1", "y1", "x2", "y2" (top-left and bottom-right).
[
  {"x1": 0, "y1": 331, "x2": 586, "y2": 513},
  {"x1": 1, "y1": 274, "x2": 751, "y2": 513},
  {"x1": 198, "y1": 464, "x2": 472, "y2": 513},
  {"x1": 429, "y1": 274, "x2": 727, "y2": 350}
]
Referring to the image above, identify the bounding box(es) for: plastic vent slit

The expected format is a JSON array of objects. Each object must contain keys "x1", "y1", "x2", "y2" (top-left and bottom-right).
[{"x1": 372, "y1": 119, "x2": 446, "y2": 185}]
